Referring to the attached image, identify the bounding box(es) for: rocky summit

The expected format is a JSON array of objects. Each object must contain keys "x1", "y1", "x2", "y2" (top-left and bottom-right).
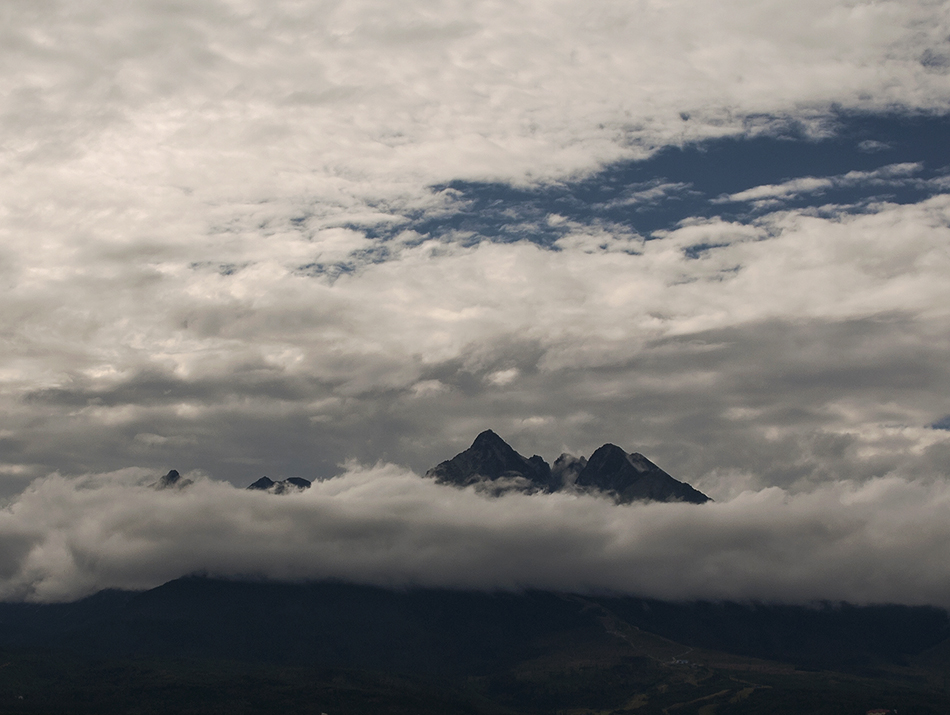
[
  {"x1": 151, "y1": 469, "x2": 194, "y2": 490},
  {"x1": 425, "y1": 429, "x2": 559, "y2": 495},
  {"x1": 574, "y1": 444, "x2": 709, "y2": 504},
  {"x1": 247, "y1": 476, "x2": 312, "y2": 494},
  {"x1": 426, "y1": 430, "x2": 709, "y2": 504}
]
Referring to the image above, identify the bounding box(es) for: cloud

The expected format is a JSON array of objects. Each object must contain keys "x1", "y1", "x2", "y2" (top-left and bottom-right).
[
  {"x1": 717, "y1": 162, "x2": 925, "y2": 205},
  {"x1": 595, "y1": 181, "x2": 695, "y2": 209},
  {"x1": 3, "y1": 466, "x2": 950, "y2": 607},
  {"x1": 932, "y1": 416, "x2": 950, "y2": 431},
  {"x1": 1, "y1": 195, "x2": 948, "y2": 495},
  {"x1": 486, "y1": 368, "x2": 519, "y2": 386}
]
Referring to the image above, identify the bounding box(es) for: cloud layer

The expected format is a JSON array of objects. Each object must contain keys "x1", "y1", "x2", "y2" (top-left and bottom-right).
[
  {"x1": 4, "y1": 466, "x2": 950, "y2": 606},
  {"x1": 6, "y1": 193, "x2": 950, "y2": 494}
]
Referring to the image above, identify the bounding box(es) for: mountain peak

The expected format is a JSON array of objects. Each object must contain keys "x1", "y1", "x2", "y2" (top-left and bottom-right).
[
  {"x1": 576, "y1": 445, "x2": 709, "y2": 504},
  {"x1": 473, "y1": 428, "x2": 504, "y2": 444},
  {"x1": 248, "y1": 476, "x2": 276, "y2": 490},
  {"x1": 248, "y1": 476, "x2": 312, "y2": 495},
  {"x1": 425, "y1": 431, "x2": 554, "y2": 493},
  {"x1": 152, "y1": 469, "x2": 193, "y2": 490}
]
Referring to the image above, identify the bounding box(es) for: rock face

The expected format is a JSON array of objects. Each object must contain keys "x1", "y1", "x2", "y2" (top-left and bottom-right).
[
  {"x1": 574, "y1": 444, "x2": 709, "y2": 504},
  {"x1": 427, "y1": 431, "x2": 709, "y2": 504},
  {"x1": 152, "y1": 469, "x2": 193, "y2": 490},
  {"x1": 425, "y1": 429, "x2": 558, "y2": 494},
  {"x1": 247, "y1": 476, "x2": 312, "y2": 494}
]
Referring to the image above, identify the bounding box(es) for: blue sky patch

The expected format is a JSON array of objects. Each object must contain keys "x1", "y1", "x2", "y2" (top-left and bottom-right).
[{"x1": 360, "y1": 111, "x2": 950, "y2": 247}]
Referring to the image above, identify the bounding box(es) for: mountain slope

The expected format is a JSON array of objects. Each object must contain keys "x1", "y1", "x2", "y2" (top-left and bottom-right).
[
  {"x1": 576, "y1": 443, "x2": 710, "y2": 504},
  {"x1": 0, "y1": 577, "x2": 948, "y2": 714},
  {"x1": 425, "y1": 429, "x2": 557, "y2": 493},
  {"x1": 246, "y1": 476, "x2": 312, "y2": 494}
]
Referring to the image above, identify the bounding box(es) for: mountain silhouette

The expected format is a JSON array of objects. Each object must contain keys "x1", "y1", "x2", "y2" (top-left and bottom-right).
[
  {"x1": 575, "y1": 443, "x2": 709, "y2": 504},
  {"x1": 427, "y1": 431, "x2": 709, "y2": 504},
  {"x1": 247, "y1": 476, "x2": 312, "y2": 494},
  {"x1": 425, "y1": 429, "x2": 558, "y2": 494},
  {"x1": 151, "y1": 469, "x2": 193, "y2": 490}
]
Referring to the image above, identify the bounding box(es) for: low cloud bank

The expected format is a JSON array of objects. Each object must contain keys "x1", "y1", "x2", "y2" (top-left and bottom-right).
[{"x1": 2, "y1": 466, "x2": 949, "y2": 606}]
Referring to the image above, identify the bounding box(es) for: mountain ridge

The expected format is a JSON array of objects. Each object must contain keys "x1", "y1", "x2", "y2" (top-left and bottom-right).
[
  {"x1": 1, "y1": 575, "x2": 948, "y2": 714},
  {"x1": 247, "y1": 476, "x2": 312, "y2": 494},
  {"x1": 426, "y1": 430, "x2": 710, "y2": 504}
]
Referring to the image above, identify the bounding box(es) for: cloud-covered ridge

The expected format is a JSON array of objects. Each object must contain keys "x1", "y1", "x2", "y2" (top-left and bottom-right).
[{"x1": 3, "y1": 466, "x2": 950, "y2": 607}]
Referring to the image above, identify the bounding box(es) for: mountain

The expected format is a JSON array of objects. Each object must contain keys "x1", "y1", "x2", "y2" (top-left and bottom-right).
[
  {"x1": 0, "y1": 576, "x2": 948, "y2": 714},
  {"x1": 247, "y1": 476, "x2": 312, "y2": 494},
  {"x1": 426, "y1": 430, "x2": 709, "y2": 504},
  {"x1": 575, "y1": 443, "x2": 710, "y2": 504},
  {"x1": 151, "y1": 469, "x2": 193, "y2": 490},
  {"x1": 425, "y1": 429, "x2": 558, "y2": 494}
]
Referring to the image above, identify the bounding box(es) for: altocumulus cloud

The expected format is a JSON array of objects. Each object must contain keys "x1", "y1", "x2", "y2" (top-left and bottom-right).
[{"x1": 3, "y1": 466, "x2": 950, "y2": 607}]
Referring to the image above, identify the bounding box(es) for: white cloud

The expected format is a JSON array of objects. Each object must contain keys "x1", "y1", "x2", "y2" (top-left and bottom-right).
[
  {"x1": 4, "y1": 1, "x2": 949, "y2": 248},
  {"x1": 597, "y1": 181, "x2": 694, "y2": 208},
  {"x1": 3, "y1": 466, "x2": 950, "y2": 607},
  {"x1": 719, "y1": 162, "x2": 926, "y2": 204},
  {"x1": 486, "y1": 368, "x2": 519, "y2": 386},
  {"x1": 409, "y1": 379, "x2": 450, "y2": 397}
]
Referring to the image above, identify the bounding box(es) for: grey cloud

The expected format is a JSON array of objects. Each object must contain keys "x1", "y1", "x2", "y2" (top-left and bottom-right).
[
  {"x1": 933, "y1": 416, "x2": 950, "y2": 430},
  {"x1": 23, "y1": 368, "x2": 329, "y2": 408},
  {"x1": 20, "y1": 310, "x2": 946, "y2": 504},
  {"x1": 921, "y1": 48, "x2": 950, "y2": 70}
]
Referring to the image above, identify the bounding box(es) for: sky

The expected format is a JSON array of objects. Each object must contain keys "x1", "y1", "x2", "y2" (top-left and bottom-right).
[{"x1": 2, "y1": 0, "x2": 950, "y2": 604}]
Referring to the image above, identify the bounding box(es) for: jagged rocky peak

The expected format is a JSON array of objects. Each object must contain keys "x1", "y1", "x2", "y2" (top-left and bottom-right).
[
  {"x1": 152, "y1": 469, "x2": 193, "y2": 490},
  {"x1": 575, "y1": 444, "x2": 709, "y2": 504},
  {"x1": 426, "y1": 431, "x2": 710, "y2": 504},
  {"x1": 425, "y1": 429, "x2": 557, "y2": 494},
  {"x1": 248, "y1": 476, "x2": 276, "y2": 490},
  {"x1": 247, "y1": 476, "x2": 312, "y2": 495}
]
